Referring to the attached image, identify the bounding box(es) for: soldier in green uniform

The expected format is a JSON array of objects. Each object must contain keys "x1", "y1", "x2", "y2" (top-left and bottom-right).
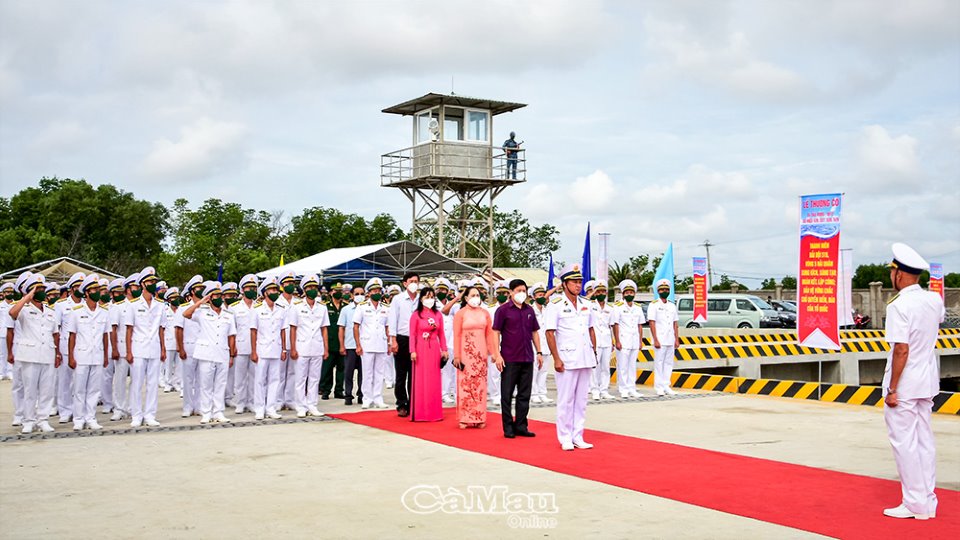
[{"x1": 318, "y1": 282, "x2": 349, "y2": 399}]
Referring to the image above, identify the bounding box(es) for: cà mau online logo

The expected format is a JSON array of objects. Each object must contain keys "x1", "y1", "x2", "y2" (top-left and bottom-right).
[{"x1": 401, "y1": 485, "x2": 559, "y2": 515}]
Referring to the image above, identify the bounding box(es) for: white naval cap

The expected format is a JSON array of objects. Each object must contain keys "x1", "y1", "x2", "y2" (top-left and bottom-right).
[
  {"x1": 108, "y1": 278, "x2": 124, "y2": 292},
  {"x1": 656, "y1": 278, "x2": 671, "y2": 289},
  {"x1": 66, "y1": 272, "x2": 86, "y2": 289},
  {"x1": 279, "y1": 270, "x2": 297, "y2": 285},
  {"x1": 123, "y1": 272, "x2": 140, "y2": 288},
  {"x1": 23, "y1": 273, "x2": 45, "y2": 292},
  {"x1": 434, "y1": 277, "x2": 452, "y2": 290},
  {"x1": 239, "y1": 274, "x2": 259, "y2": 289},
  {"x1": 365, "y1": 278, "x2": 384, "y2": 292},
  {"x1": 495, "y1": 280, "x2": 510, "y2": 292},
  {"x1": 558, "y1": 263, "x2": 583, "y2": 282},
  {"x1": 259, "y1": 276, "x2": 279, "y2": 295},
  {"x1": 155, "y1": 280, "x2": 168, "y2": 291},
  {"x1": 202, "y1": 280, "x2": 222, "y2": 296},
  {"x1": 165, "y1": 286, "x2": 181, "y2": 299},
  {"x1": 530, "y1": 282, "x2": 546, "y2": 294},
  {"x1": 222, "y1": 281, "x2": 238, "y2": 294},
  {"x1": 889, "y1": 242, "x2": 929, "y2": 275},
  {"x1": 584, "y1": 279, "x2": 597, "y2": 293},
  {"x1": 98, "y1": 278, "x2": 110, "y2": 289},
  {"x1": 340, "y1": 283, "x2": 353, "y2": 291},
  {"x1": 138, "y1": 266, "x2": 158, "y2": 284},
  {"x1": 618, "y1": 279, "x2": 638, "y2": 292},
  {"x1": 0, "y1": 282, "x2": 12, "y2": 293},
  {"x1": 300, "y1": 274, "x2": 320, "y2": 290},
  {"x1": 183, "y1": 275, "x2": 204, "y2": 294},
  {"x1": 387, "y1": 284, "x2": 401, "y2": 295},
  {"x1": 14, "y1": 272, "x2": 33, "y2": 294},
  {"x1": 594, "y1": 279, "x2": 609, "y2": 290},
  {"x1": 79, "y1": 274, "x2": 100, "y2": 292}
]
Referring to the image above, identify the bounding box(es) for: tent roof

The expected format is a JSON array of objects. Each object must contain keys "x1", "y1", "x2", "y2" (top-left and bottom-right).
[
  {"x1": 1, "y1": 256, "x2": 122, "y2": 284},
  {"x1": 257, "y1": 241, "x2": 478, "y2": 283},
  {"x1": 489, "y1": 268, "x2": 550, "y2": 286}
]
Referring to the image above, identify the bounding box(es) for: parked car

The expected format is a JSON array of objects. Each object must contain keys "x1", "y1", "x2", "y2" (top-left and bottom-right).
[
  {"x1": 676, "y1": 294, "x2": 782, "y2": 329},
  {"x1": 770, "y1": 300, "x2": 797, "y2": 328}
]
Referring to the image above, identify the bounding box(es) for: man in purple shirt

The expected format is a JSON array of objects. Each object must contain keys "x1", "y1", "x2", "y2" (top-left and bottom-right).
[{"x1": 492, "y1": 279, "x2": 543, "y2": 439}]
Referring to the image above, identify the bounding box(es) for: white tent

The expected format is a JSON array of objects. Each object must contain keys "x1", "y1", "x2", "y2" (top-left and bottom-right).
[
  {"x1": 1, "y1": 256, "x2": 122, "y2": 283},
  {"x1": 257, "y1": 241, "x2": 478, "y2": 283}
]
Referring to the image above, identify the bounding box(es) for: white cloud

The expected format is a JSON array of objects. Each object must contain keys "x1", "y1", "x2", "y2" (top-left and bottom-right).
[
  {"x1": 570, "y1": 170, "x2": 615, "y2": 212},
  {"x1": 141, "y1": 117, "x2": 248, "y2": 182},
  {"x1": 28, "y1": 121, "x2": 89, "y2": 154},
  {"x1": 857, "y1": 125, "x2": 921, "y2": 186}
]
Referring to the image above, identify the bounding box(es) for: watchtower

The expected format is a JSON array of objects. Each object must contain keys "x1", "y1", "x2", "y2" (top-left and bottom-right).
[{"x1": 380, "y1": 93, "x2": 527, "y2": 271}]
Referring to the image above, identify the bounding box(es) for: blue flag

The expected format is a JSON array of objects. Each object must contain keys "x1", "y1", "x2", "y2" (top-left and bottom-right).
[
  {"x1": 653, "y1": 243, "x2": 675, "y2": 302},
  {"x1": 216, "y1": 261, "x2": 224, "y2": 283},
  {"x1": 547, "y1": 253, "x2": 555, "y2": 289},
  {"x1": 580, "y1": 222, "x2": 592, "y2": 296}
]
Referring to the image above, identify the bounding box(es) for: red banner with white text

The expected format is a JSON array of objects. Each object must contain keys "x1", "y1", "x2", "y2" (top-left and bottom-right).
[{"x1": 798, "y1": 193, "x2": 842, "y2": 350}]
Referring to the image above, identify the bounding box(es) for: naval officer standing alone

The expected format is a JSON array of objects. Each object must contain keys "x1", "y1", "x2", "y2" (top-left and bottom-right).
[{"x1": 881, "y1": 243, "x2": 945, "y2": 520}]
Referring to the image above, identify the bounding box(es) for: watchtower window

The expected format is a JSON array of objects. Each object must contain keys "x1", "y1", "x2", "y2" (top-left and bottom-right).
[
  {"x1": 416, "y1": 109, "x2": 438, "y2": 144},
  {"x1": 443, "y1": 107, "x2": 463, "y2": 142},
  {"x1": 467, "y1": 110, "x2": 488, "y2": 142},
  {"x1": 442, "y1": 107, "x2": 488, "y2": 143}
]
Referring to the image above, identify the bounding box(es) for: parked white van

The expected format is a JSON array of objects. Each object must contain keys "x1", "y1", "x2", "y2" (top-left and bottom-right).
[{"x1": 676, "y1": 294, "x2": 783, "y2": 329}]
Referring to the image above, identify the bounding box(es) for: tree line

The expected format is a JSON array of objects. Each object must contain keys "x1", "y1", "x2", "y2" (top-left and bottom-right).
[{"x1": 1, "y1": 177, "x2": 560, "y2": 285}]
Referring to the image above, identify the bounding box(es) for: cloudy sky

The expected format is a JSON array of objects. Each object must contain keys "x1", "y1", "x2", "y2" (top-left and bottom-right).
[{"x1": 1, "y1": 0, "x2": 958, "y2": 285}]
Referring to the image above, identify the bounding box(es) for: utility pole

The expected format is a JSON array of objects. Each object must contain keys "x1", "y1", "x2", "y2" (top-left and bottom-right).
[{"x1": 700, "y1": 240, "x2": 714, "y2": 288}]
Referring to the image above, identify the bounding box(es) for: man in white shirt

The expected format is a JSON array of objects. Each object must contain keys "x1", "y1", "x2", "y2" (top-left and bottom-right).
[
  {"x1": 588, "y1": 280, "x2": 616, "y2": 401},
  {"x1": 66, "y1": 274, "x2": 109, "y2": 431},
  {"x1": 355, "y1": 278, "x2": 391, "y2": 410},
  {"x1": 8, "y1": 274, "x2": 59, "y2": 434},
  {"x1": 160, "y1": 287, "x2": 182, "y2": 393},
  {"x1": 251, "y1": 277, "x2": 287, "y2": 420},
  {"x1": 338, "y1": 284, "x2": 363, "y2": 406},
  {"x1": 53, "y1": 271, "x2": 85, "y2": 424},
  {"x1": 124, "y1": 267, "x2": 166, "y2": 427},
  {"x1": 287, "y1": 274, "x2": 330, "y2": 418},
  {"x1": 529, "y1": 282, "x2": 555, "y2": 404},
  {"x1": 230, "y1": 274, "x2": 258, "y2": 414},
  {"x1": 612, "y1": 279, "x2": 646, "y2": 398},
  {"x1": 275, "y1": 271, "x2": 298, "y2": 411},
  {"x1": 175, "y1": 275, "x2": 204, "y2": 418},
  {"x1": 0, "y1": 282, "x2": 12, "y2": 382},
  {"x1": 545, "y1": 264, "x2": 597, "y2": 451},
  {"x1": 102, "y1": 278, "x2": 124, "y2": 416},
  {"x1": 2, "y1": 279, "x2": 26, "y2": 426},
  {"x1": 881, "y1": 243, "x2": 946, "y2": 521},
  {"x1": 183, "y1": 281, "x2": 237, "y2": 424},
  {"x1": 109, "y1": 273, "x2": 137, "y2": 421},
  {"x1": 387, "y1": 272, "x2": 420, "y2": 417},
  {"x1": 434, "y1": 278, "x2": 457, "y2": 404},
  {"x1": 647, "y1": 279, "x2": 680, "y2": 397}
]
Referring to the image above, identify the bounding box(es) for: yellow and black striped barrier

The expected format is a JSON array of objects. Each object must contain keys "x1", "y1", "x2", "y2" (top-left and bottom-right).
[
  {"x1": 641, "y1": 328, "x2": 956, "y2": 347},
  {"x1": 634, "y1": 370, "x2": 960, "y2": 415}
]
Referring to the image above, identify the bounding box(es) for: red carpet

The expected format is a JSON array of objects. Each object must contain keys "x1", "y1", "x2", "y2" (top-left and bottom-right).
[{"x1": 330, "y1": 409, "x2": 958, "y2": 539}]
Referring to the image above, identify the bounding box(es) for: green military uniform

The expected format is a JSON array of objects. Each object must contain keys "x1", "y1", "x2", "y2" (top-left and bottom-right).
[{"x1": 319, "y1": 289, "x2": 346, "y2": 399}]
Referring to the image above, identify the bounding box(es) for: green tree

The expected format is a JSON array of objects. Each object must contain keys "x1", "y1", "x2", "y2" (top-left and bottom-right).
[
  {"x1": 607, "y1": 253, "x2": 664, "y2": 289},
  {"x1": 711, "y1": 274, "x2": 744, "y2": 292},
  {"x1": 285, "y1": 206, "x2": 406, "y2": 260},
  {"x1": 492, "y1": 209, "x2": 560, "y2": 268},
  {"x1": 781, "y1": 275, "x2": 797, "y2": 289},
  {"x1": 760, "y1": 278, "x2": 777, "y2": 290},
  {"x1": 852, "y1": 263, "x2": 892, "y2": 288},
  {"x1": 161, "y1": 198, "x2": 283, "y2": 286},
  {"x1": 675, "y1": 276, "x2": 694, "y2": 292},
  {"x1": 0, "y1": 177, "x2": 168, "y2": 274},
  {"x1": 945, "y1": 273, "x2": 960, "y2": 288}
]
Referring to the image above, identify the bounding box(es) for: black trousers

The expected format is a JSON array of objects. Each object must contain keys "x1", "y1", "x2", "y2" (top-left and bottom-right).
[
  {"x1": 319, "y1": 351, "x2": 345, "y2": 397},
  {"x1": 343, "y1": 349, "x2": 362, "y2": 400},
  {"x1": 500, "y1": 362, "x2": 533, "y2": 433},
  {"x1": 394, "y1": 335, "x2": 412, "y2": 410}
]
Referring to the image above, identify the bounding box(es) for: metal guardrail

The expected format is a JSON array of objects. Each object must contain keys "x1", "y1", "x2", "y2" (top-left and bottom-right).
[{"x1": 381, "y1": 142, "x2": 526, "y2": 185}]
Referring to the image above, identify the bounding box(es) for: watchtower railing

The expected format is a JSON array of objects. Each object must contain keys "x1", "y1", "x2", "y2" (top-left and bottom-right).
[{"x1": 381, "y1": 142, "x2": 526, "y2": 186}]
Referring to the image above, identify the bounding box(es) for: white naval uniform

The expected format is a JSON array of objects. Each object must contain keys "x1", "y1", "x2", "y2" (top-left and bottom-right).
[
  {"x1": 110, "y1": 300, "x2": 132, "y2": 415},
  {"x1": 287, "y1": 298, "x2": 330, "y2": 413},
  {"x1": 0, "y1": 301, "x2": 10, "y2": 380},
  {"x1": 12, "y1": 303, "x2": 58, "y2": 426},
  {"x1": 647, "y1": 299, "x2": 679, "y2": 394},
  {"x1": 882, "y1": 284, "x2": 945, "y2": 516},
  {"x1": 486, "y1": 303, "x2": 505, "y2": 402},
  {"x1": 353, "y1": 300, "x2": 390, "y2": 407},
  {"x1": 98, "y1": 303, "x2": 115, "y2": 412},
  {"x1": 54, "y1": 296, "x2": 82, "y2": 421},
  {"x1": 590, "y1": 300, "x2": 615, "y2": 397},
  {"x1": 124, "y1": 296, "x2": 165, "y2": 423},
  {"x1": 230, "y1": 300, "x2": 256, "y2": 411},
  {"x1": 612, "y1": 301, "x2": 646, "y2": 396},
  {"x1": 192, "y1": 305, "x2": 237, "y2": 418},
  {"x1": 161, "y1": 304, "x2": 180, "y2": 391},
  {"x1": 440, "y1": 302, "x2": 457, "y2": 399},
  {"x1": 175, "y1": 302, "x2": 201, "y2": 415},
  {"x1": 2, "y1": 302, "x2": 25, "y2": 423},
  {"x1": 252, "y1": 301, "x2": 286, "y2": 416},
  {"x1": 275, "y1": 295, "x2": 297, "y2": 410},
  {"x1": 545, "y1": 294, "x2": 597, "y2": 446},
  {"x1": 65, "y1": 303, "x2": 109, "y2": 426},
  {"x1": 531, "y1": 302, "x2": 553, "y2": 400}
]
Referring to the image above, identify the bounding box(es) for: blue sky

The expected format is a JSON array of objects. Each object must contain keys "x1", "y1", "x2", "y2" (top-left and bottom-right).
[{"x1": 1, "y1": 0, "x2": 958, "y2": 285}]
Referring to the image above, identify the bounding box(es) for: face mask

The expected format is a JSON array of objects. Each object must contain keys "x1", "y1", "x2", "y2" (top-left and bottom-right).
[
  {"x1": 306, "y1": 289, "x2": 319, "y2": 300},
  {"x1": 467, "y1": 297, "x2": 482, "y2": 308},
  {"x1": 169, "y1": 298, "x2": 180, "y2": 307},
  {"x1": 370, "y1": 293, "x2": 382, "y2": 302},
  {"x1": 244, "y1": 290, "x2": 257, "y2": 300},
  {"x1": 283, "y1": 284, "x2": 295, "y2": 294},
  {"x1": 595, "y1": 294, "x2": 606, "y2": 301},
  {"x1": 496, "y1": 294, "x2": 508, "y2": 304},
  {"x1": 225, "y1": 295, "x2": 238, "y2": 303},
  {"x1": 33, "y1": 289, "x2": 48, "y2": 302},
  {"x1": 479, "y1": 293, "x2": 487, "y2": 301},
  {"x1": 47, "y1": 297, "x2": 57, "y2": 306},
  {"x1": 332, "y1": 291, "x2": 342, "y2": 300},
  {"x1": 112, "y1": 294, "x2": 125, "y2": 303},
  {"x1": 513, "y1": 292, "x2": 527, "y2": 304},
  {"x1": 406, "y1": 283, "x2": 418, "y2": 294},
  {"x1": 72, "y1": 288, "x2": 83, "y2": 299},
  {"x1": 211, "y1": 298, "x2": 224, "y2": 308},
  {"x1": 267, "y1": 292, "x2": 280, "y2": 302},
  {"x1": 87, "y1": 291, "x2": 101, "y2": 302},
  {"x1": 436, "y1": 292, "x2": 447, "y2": 301},
  {"x1": 194, "y1": 289, "x2": 204, "y2": 299},
  {"x1": 3, "y1": 294, "x2": 14, "y2": 301},
  {"x1": 421, "y1": 298, "x2": 435, "y2": 309},
  {"x1": 535, "y1": 297, "x2": 547, "y2": 305},
  {"x1": 624, "y1": 295, "x2": 635, "y2": 303},
  {"x1": 145, "y1": 283, "x2": 157, "y2": 294},
  {"x1": 658, "y1": 290, "x2": 670, "y2": 299},
  {"x1": 157, "y1": 291, "x2": 165, "y2": 300},
  {"x1": 130, "y1": 289, "x2": 143, "y2": 299}
]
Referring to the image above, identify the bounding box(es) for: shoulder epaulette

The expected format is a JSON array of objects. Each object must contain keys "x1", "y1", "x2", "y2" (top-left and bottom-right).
[
  {"x1": 72, "y1": 304, "x2": 84, "y2": 311},
  {"x1": 115, "y1": 299, "x2": 127, "y2": 305},
  {"x1": 551, "y1": 297, "x2": 563, "y2": 304},
  {"x1": 293, "y1": 299, "x2": 304, "y2": 305},
  {"x1": 887, "y1": 293, "x2": 900, "y2": 305},
  {"x1": 254, "y1": 301, "x2": 263, "y2": 308},
  {"x1": 228, "y1": 300, "x2": 240, "y2": 307},
  {"x1": 359, "y1": 300, "x2": 370, "y2": 306},
  {"x1": 55, "y1": 297, "x2": 69, "y2": 304}
]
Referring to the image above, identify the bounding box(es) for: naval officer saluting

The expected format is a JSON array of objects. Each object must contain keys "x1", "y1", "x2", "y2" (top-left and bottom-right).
[{"x1": 881, "y1": 243, "x2": 945, "y2": 520}]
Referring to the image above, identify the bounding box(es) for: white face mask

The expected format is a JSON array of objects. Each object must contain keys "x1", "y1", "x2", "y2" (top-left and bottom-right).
[
  {"x1": 513, "y1": 292, "x2": 527, "y2": 304},
  {"x1": 406, "y1": 283, "x2": 418, "y2": 294},
  {"x1": 353, "y1": 295, "x2": 363, "y2": 304},
  {"x1": 421, "y1": 298, "x2": 435, "y2": 309},
  {"x1": 467, "y1": 296, "x2": 482, "y2": 307}
]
